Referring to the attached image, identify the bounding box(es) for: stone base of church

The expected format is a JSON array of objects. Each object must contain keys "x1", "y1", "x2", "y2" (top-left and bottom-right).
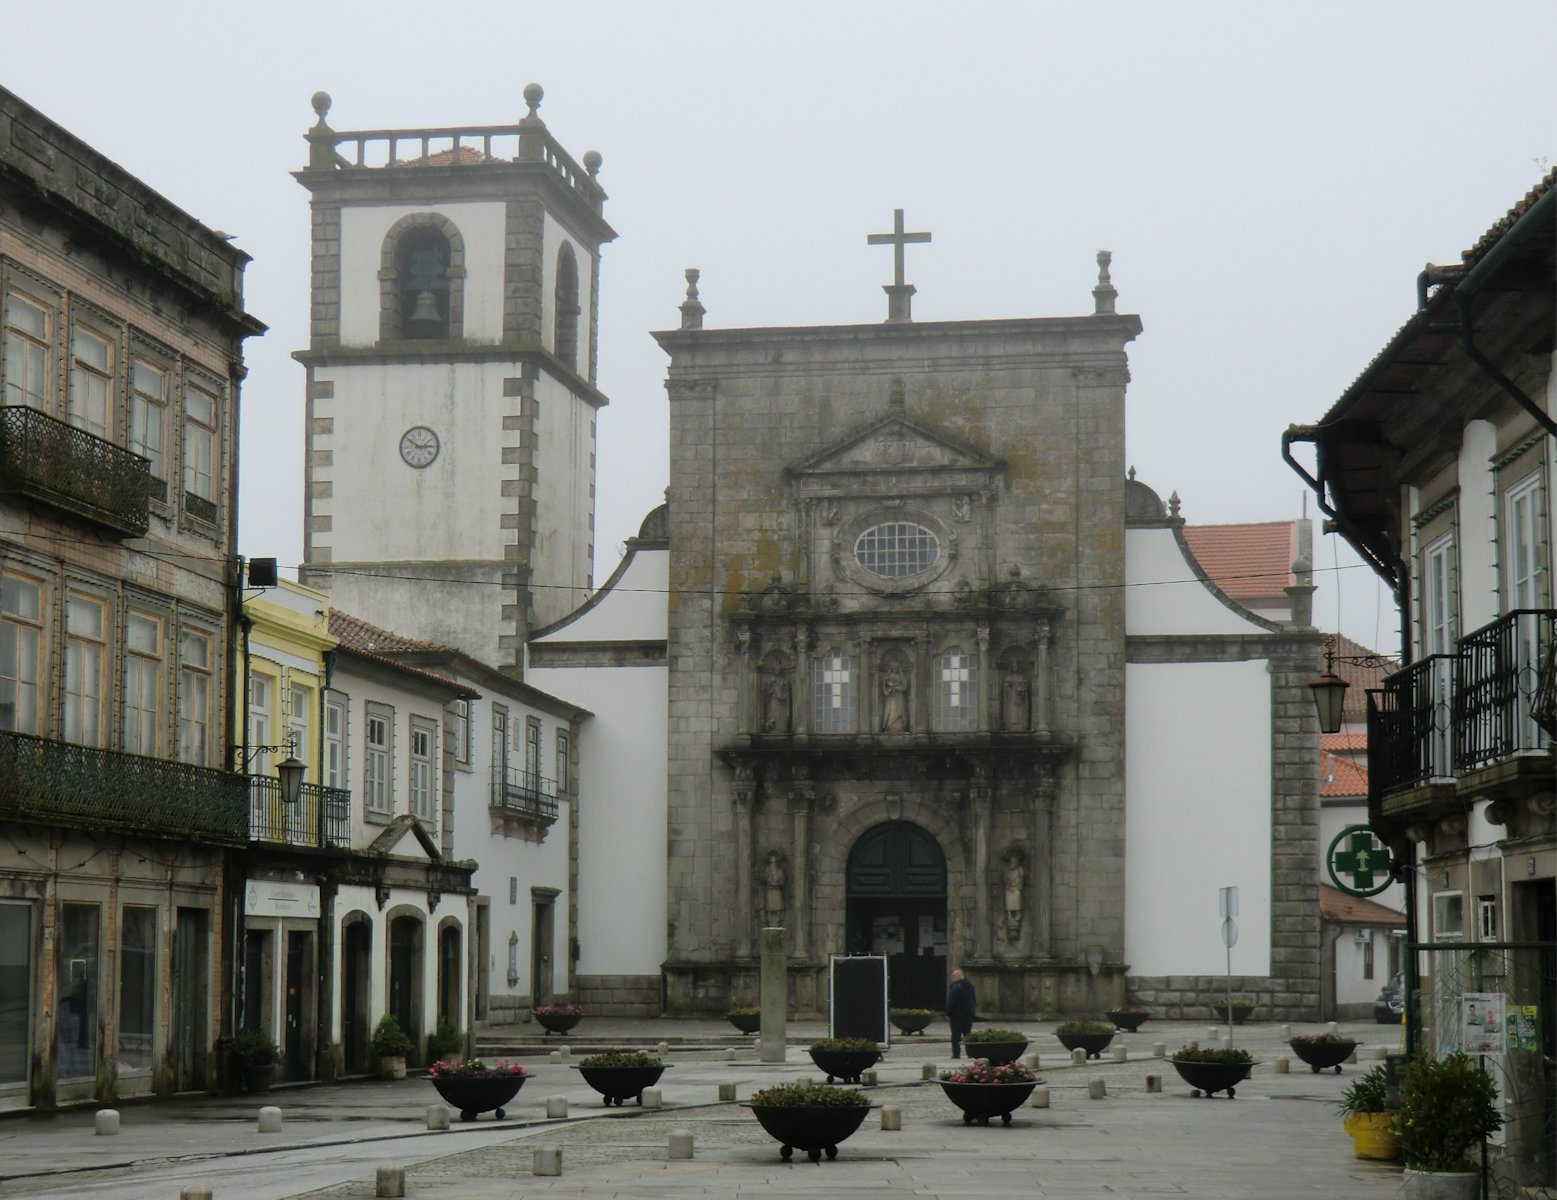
[
  {"x1": 574, "y1": 974, "x2": 664, "y2": 1016},
  {"x1": 663, "y1": 958, "x2": 1128, "y2": 1018},
  {"x1": 1125, "y1": 974, "x2": 1322, "y2": 1022}
]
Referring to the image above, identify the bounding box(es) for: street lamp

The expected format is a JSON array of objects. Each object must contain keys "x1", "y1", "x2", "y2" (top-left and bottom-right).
[{"x1": 1308, "y1": 637, "x2": 1393, "y2": 734}]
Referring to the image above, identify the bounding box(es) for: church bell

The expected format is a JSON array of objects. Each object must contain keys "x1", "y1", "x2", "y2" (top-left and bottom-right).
[{"x1": 406, "y1": 289, "x2": 443, "y2": 337}]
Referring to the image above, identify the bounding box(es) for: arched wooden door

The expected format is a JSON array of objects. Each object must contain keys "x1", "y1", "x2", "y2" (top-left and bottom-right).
[{"x1": 846, "y1": 821, "x2": 947, "y2": 1009}]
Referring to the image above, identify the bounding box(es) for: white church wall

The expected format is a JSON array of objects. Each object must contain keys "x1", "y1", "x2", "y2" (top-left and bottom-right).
[
  {"x1": 531, "y1": 371, "x2": 597, "y2": 625},
  {"x1": 338, "y1": 201, "x2": 507, "y2": 345},
  {"x1": 1125, "y1": 528, "x2": 1272, "y2": 636},
  {"x1": 545, "y1": 547, "x2": 668, "y2": 642},
  {"x1": 1125, "y1": 659, "x2": 1273, "y2": 976},
  {"x1": 1334, "y1": 932, "x2": 1386, "y2": 1006},
  {"x1": 330, "y1": 883, "x2": 457, "y2": 1052}
]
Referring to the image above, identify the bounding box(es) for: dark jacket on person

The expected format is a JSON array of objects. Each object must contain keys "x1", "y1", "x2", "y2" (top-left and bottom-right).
[{"x1": 947, "y1": 977, "x2": 976, "y2": 1021}]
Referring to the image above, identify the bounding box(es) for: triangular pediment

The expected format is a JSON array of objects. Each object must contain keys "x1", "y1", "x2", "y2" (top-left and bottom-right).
[
  {"x1": 787, "y1": 413, "x2": 1003, "y2": 478},
  {"x1": 367, "y1": 814, "x2": 441, "y2": 862}
]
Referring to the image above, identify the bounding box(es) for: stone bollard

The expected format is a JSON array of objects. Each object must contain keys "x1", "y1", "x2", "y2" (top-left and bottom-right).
[
  {"x1": 1374, "y1": 1046, "x2": 1390, "y2": 1060},
  {"x1": 1274, "y1": 1056, "x2": 1289, "y2": 1074},
  {"x1": 642, "y1": 1087, "x2": 664, "y2": 1110},
  {"x1": 546, "y1": 1095, "x2": 568, "y2": 1119},
  {"x1": 1326, "y1": 1021, "x2": 1339, "y2": 1035},
  {"x1": 533, "y1": 1147, "x2": 562, "y2": 1177},
  {"x1": 1025, "y1": 1052, "x2": 1041, "y2": 1070},
  {"x1": 657, "y1": 1041, "x2": 670, "y2": 1056},
  {"x1": 796, "y1": 1075, "x2": 814, "y2": 1087},
  {"x1": 558, "y1": 1045, "x2": 571, "y2": 1059},
  {"x1": 548, "y1": 1050, "x2": 562, "y2": 1063},
  {"x1": 921, "y1": 1063, "x2": 937, "y2": 1080},
  {"x1": 1088, "y1": 1079, "x2": 1107, "y2": 1100},
  {"x1": 180, "y1": 1189, "x2": 213, "y2": 1200},
  {"x1": 1030, "y1": 1087, "x2": 1050, "y2": 1109},
  {"x1": 1111, "y1": 1045, "x2": 1128, "y2": 1062},
  {"x1": 426, "y1": 1105, "x2": 450, "y2": 1130},
  {"x1": 880, "y1": 1104, "x2": 902, "y2": 1131},
  {"x1": 1070, "y1": 1048, "x2": 1086, "y2": 1065},
  {"x1": 1281, "y1": 1024, "x2": 1292, "y2": 1040},
  {"x1": 723, "y1": 1048, "x2": 736, "y2": 1061},
  {"x1": 861, "y1": 1069, "x2": 878, "y2": 1086},
  {"x1": 1345, "y1": 1050, "x2": 1358, "y2": 1064},
  {"x1": 1146, "y1": 1073, "x2": 1162, "y2": 1094},
  {"x1": 257, "y1": 1106, "x2": 283, "y2": 1133},
  {"x1": 668, "y1": 1129, "x2": 694, "y2": 1160},
  {"x1": 94, "y1": 1109, "x2": 120, "y2": 1136},
  {"x1": 1152, "y1": 1042, "x2": 1166, "y2": 1058},
  {"x1": 718, "y1": 1082, "x2": 737, "y2": 1102},
  {"x1": 375, "y1": 1166, "x2": 406, "y2": 1198}
]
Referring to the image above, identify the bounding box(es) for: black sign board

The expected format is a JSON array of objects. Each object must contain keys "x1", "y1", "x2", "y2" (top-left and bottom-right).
[{"x1": 829, "y1": 955, "x2": 888, "y2": 1044}]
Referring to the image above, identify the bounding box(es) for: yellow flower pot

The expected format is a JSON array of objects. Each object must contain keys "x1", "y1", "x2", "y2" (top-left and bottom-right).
[{"x1": 1343, "y1": 1112, "x2": 1401, "y2": 1161}]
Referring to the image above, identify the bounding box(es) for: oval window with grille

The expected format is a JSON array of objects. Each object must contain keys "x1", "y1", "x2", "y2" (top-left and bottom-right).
[{"x1": 854, "y1": 522, "x2": 941, "y2": 579}]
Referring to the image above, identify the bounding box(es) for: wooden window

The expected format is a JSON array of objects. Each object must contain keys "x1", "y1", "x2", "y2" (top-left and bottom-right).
[
  {"x1": 182, "y1": 383, "x2": 218, "y2": 517},
  {"x1": 449, "y1": 698, "x2": 470, "y2": 766},
  {"x1": 3, "y1": 292, "x2": 52, "y2": 410},
  {"x1": 248, "y1": 674, "x2": 272, "y2": 761},
  {"x1": 1422, "y1": 531, "x2": 1457, "y2": 656},
  {"x1": 555, "y1": 730, "x2": 570, "y2": 793},
  {"x1": 524, "y1": 718, "x2": 541, "y2": 781},
  {"x1": 64, "y1": 592, "x2": 109, "y2": 747},
  {"x1": 324, "y1": 695, "x2": 347, "y2": 789},
  {"x1": 128, "y1": 359, "x2": 168, "y2": 495},
  {"x1": 1503, "y1": 472, "x2": 1544, "y2": 610},
  {"x1": 122, "y1": 611, "x2": 163, "y2": 756},
  {"x1": 410, "y1": 718, "x2": 435, "y2": 821},
  {"x1": 289, "y1": 683, "x2": 310, "y2": 766},
  {"x1": 0, "y1": 571, "x2": 46, "y2": 735},
  {"x1": 176, "y1": 627, "x2": 212, "y2": 765},
  {"x1": 68, "y1": 324, "x2": 112, "y2": 439},
  {"x1": 364, "y1": 703, "x2": 393, "y2": 814}
]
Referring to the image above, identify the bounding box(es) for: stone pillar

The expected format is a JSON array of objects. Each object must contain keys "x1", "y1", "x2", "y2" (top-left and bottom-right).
[
  {"x1": 735, "y1": 626, "x2": 753, "y2": 737},
  {"x1": 971, "y1": 776, "x2": 993, "y2": 958},
  {"x1": 789, "y1": 777, "x2": 814, "y2": 959},
  {"x1": 1032, "y1": 778, "x2": 1055, "y2": 956},
  {"x1": 792, "y1": 626, "x2": 810, "y2": 737},
  {"x1": 976, "y1": 622, "x2": 991, "y2": 733},
  {"x1": 733, "y1": 770, "x2": 756, "y2": 959},
  {"x1": 1033, "y1": 619, "x2": 1051, "y2": 734},
  {"x1": 759, "y1": 927, "x2": 788, "y2": 1063}
]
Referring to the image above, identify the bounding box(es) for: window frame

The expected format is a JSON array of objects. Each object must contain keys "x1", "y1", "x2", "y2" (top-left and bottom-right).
[
  {"x1": 324, "y1": 693, "x2": 348, "y2": 790},
  {"x1": 932, "y1": 646, "x2": 978, "y2": 732},
  {"x1": 66, "y1": 317, "x2": 115, "y2": 441},
  {"x1": 1502, "y1": 469, "x2": 1545, "y2": 611},
  {"x1": 1432, "y1": 890, "x2": 1465, "y2": 941},
  {"x1": 116, "y1": 904, "x2": 158, "y2": 1073},
  {"x1": 176, "y1": 624, "x2": 214, "y2": 766},
  {"x1": 180, "y1": 376, "x2": 220, "y2": 522},
  {"x1": 0, "y1": 568, "x2": 48, "y2": 736},
  {"x1": 1421, "y1": 529, "x2": 1458, "y2": 657},
  {"x1": 555, "y1": 729, "x2": 570, "y2": 794},
  {"x1": 3, "y1": 284, "x2": 56, "y2": 413},
  {"x1": 812, "y1": 650, "x2": 859, "y2": 734},
  {"x1": 121, "y1": 608, "x2": 165, "y2": 757},
  {"x1": 409, "y1": 717, "x2": 436, "y2": 822},
  {"x1": 449, "y1": 698, "x2": 470, "y2": 769},
  {"x1": 364, "y1": 702, "x2": 394, "y2": 817},
  {"x1": 63, "y1": 589, "x2": 110, "y2": 748},
  {"x1": 127, "y1": 352, "x2": 170, "y2": 500}
]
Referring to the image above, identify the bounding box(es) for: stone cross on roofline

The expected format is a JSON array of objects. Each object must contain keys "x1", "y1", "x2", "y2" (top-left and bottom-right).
[{"x1": 867, "y1": 208, "x2": 931, "y2": 323}]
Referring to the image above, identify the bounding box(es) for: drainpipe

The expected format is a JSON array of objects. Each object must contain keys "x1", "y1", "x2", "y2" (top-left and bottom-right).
[{"x1": 1280, "y1": 426, "x2": 1406, "y2": 591}]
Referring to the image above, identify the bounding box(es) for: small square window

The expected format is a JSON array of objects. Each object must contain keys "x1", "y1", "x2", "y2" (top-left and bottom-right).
[
  {"x1": 1477, "y1": 896, "x2": 1497, "y2": 940},
  {"x1": 1433, "y1": 892, "x2": 1464, "y2": 940}
]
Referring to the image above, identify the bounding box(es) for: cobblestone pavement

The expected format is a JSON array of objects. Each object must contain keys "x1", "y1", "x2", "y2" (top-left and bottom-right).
[{"x1": 0, "y1": 1018, "x2": 1409, "y2": 1199}]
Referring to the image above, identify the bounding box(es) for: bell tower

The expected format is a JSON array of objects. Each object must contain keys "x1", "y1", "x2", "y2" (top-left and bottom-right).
[{"x1": 294, "y1": 85, "x2": 615, "y2": 668}]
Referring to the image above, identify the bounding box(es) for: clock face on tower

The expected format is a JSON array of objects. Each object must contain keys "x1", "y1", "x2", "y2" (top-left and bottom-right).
[{"x1": 399, "y1": 426, "x2": 439, "y2": 468}]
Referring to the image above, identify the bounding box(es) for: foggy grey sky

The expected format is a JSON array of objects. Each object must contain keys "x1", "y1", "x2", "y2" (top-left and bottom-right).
[{"x1": 7, "y1": 1, "x2": 1553, "y2": 654}]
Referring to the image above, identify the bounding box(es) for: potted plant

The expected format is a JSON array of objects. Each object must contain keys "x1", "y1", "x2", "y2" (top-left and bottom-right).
[
  {"x1": 1054, "y1": 1020, "x2": 1114, "y2": 1060},
  {"x1": 807, "y1": 1036, "x2": 882, "y2": 1083},
  {"x1": 727, "y1": 1006, "x2": 760, "y2": 1034},
  {"x1": 744, "y1": 1081, "x2": 872, "y2": 1162},
  {"x1": 572, "y1": 1051, "x2": 668, "y2": 1106},
  {"x1": 889, "y1": 1007, "x2": 936, "y2": 1036},
  {"x1": 531, "y1": 1002, "x2": 583, "y2": 1035},
  {"x1": 1288, "y1": 1031, "x2": 1358, "y2": 1074},
  {"x1": 1396, "y1": 1051, "x2": 1503, "y2": 1199},
  {"x1": 231, "y1": 1031, "x2": 281, "y2": 1094},
  {"x1": 426, "y1": 1020, "x2": 466, "y2": 1065},
  {"x1": 1168, "y1": 1045, "x2": 1255, "y2": 1099},
  {"x1": 937, "y1": 1057, "x2": 1041, "y2": 1125},
  {"x1": 1337, "y1": 1063, "x2": 1400, "y2": 1161},
  {"x1": 371, "y1": 1014, "x2": 413, "y2": 1080},
  {"x1": 964, "y1": 1027, "x2": 1030, "y2": 1065},
  {"x1": 428, "y1": 1057, "x2": 529, "y2": 1121},
  {"x1": 1211, "y1": 997, "x2": 1258, "y2": 1024},
  {"x1": 1105, "y1": 1005, "x2": 1150, "y2": 1032}
]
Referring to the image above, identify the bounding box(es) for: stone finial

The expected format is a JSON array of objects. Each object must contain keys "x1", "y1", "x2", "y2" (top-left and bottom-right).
[
  {"x1": 1093, "y1": 249, "x2": 1118, "y2": 316},
  {"x1": 1168, "y1": 491, "x2": 1181, "y2": 518},
  {"x1": 307, "y1": 92, "x2": 338, "y2": 170},
  {"x1": 680, "y1": 269, "x2": 705, "y2": 330},
  {"x1": 523, "y1": 83, "x2": 545, "y2": 119},
  {"x1": 1127, "y1": 465, "x2": 1136, "y2": 481},
  {"x1": 583, "y1": 150, "x2": 602, "y2": 177},
  {"x1": 310, "y1": 92, "x2": 333, "y2": 125},
  {"x1": 888, "y1": 377, "x2": 906, "y2": 410}
]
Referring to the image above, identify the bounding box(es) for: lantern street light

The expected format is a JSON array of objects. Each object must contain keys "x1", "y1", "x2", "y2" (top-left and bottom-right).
[{"x1": 1308, "y1": 637, "x2": 1396, "y2": 734}]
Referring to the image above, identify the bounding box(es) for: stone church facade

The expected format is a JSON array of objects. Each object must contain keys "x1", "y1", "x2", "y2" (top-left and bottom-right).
[{"x1": 656, "y1": 285, "x2": 1146, "y2": 1015}]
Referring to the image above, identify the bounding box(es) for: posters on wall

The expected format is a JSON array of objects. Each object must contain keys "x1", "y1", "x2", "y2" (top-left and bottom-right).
[{"x1": 1460, "y1": 992, "x2": 1505, "y2": 1054}]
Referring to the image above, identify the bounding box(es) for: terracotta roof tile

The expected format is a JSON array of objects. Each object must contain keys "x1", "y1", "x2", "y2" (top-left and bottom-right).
[
  {"x1": 1319, "y1": 883, "x2": 1406, "y2": 926},
  {"x1": 1320, "y1": 745, "x2": 1369, "y2": 797},
  {"x1": 1326, "y1": 633, "x2": 1397, "y2": 720},
  {"x1": 1182, "y1": 521, "x2": 1296, "y2": 604},
  {"x1": 328, "y1": 611, "x2": 448, "y2": 654},
  {"x1": 397, "y1": 146, "x2": 488, "y2": 167},
  {"x1": 1462, "y1": 166, "x2": 1557, "y2": 263}
]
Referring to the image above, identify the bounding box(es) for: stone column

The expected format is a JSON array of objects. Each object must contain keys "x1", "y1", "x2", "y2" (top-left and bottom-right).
[
  {"x1": 735, "y1": 626, "x2": 753, "y2": 738},
  {"x1": 789, "y1": 775, "x2": 814, "y2": 959},
  {"x1": 733, "y1": 768, "x2": 756, "y2": 958},
  {"x1": 970, "y1": 775, "x2": 994, "y2": 958},
  {"x1": 976, "y1": 622, "x2": 991, "y2": 733},
  {"x1": 759, "y1": 926, "x2": 788, "y2": 1063},
  {"x1": 1032, "y1": 619, "x2": 1051, "y2": 735},
  {"x1": 1032, "y1": 777, "x2": 1056, "y2": 956},
  {"x1": 793, "y1": 626, "x2": 810, "y2": 738}
]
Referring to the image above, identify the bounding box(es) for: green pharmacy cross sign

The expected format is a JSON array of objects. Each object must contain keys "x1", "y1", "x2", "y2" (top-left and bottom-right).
[{"x1": 1327, "y1": 825, "x2": 1394, "y2": 897}]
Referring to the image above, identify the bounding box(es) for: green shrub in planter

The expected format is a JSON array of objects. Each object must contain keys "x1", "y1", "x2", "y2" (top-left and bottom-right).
[
  {"x1": 231, "y1": 1031, "x2": 280, "y2": 1066},
  {"x1": 1172, "y1": 1045, "x2": 1253, "y2": 1065},
  {"x1": 578, "y1": 1051, "x2": 662, "y2": 1069},
  {"x1": 1337, "y1": 1064, "x2": 1391, "y2": 1119},
  {"x1": 1054, "y1": 1020, "x2": 1114, "y2": 1037},
  {"x1": 889, "y1": 1008, "x2": 934, "y2": 1019},
  {"x1": 1396, "y1": 1051, "x2": 1503, "y2": 1173},
  {"x1": 426, "y1": 1020, "x2": 465, "y2": 1062},
  {"x1": 727, "y1": 1006, "x2": 760, "y2": 1017},
  {"x1": 371, "y1": 1014, "x2": 413, "y2": 1058},
  {"x1": 965, "y1": 1028, "x2": 1026, "y2": 1043},
  {"x1": 808, "y1": 1037, "x2": 878, "y2": 1054},
  {"x1": 751, "y1": 1082, "x2": 870, "y2": 1108}
]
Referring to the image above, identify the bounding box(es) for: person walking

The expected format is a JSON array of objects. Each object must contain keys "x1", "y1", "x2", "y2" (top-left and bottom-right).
[{"x1": 946, "y1": 967, "x2": 976, "y2": 1059}]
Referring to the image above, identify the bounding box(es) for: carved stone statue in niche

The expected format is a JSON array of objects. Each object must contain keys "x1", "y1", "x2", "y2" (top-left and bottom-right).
[
  {"x1": 762, "y1": 850, "x2": 787, "y2": 927},
  {"x1": 879, "y1": 654, "x2": 910, "y2": 733},
  {"x1": 1002, "y1": 848, "x2": 1026, "y2": 940},
  {"x1": 1000, "y1": 650, "x2": 1032, "y2": 732},
  {"x1": 951, "y1": 494, "x2": 971, "y2": 523},
  {"x1": 760, "y1": 652, "x2": 791, "y2": 734}
]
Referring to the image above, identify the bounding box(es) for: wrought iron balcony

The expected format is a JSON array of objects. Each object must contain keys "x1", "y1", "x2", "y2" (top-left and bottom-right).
[
  {"x1": 0, "y1": 406, "x2": 153, "y2": 536},
  {"x1": 1370, "y1": 655, "x2": 1456, "y2": 795},
  {"x1": 0, "y1": 729, "x2": 246, "y2": 845},
  {"x1": 490, "y1": 766, "x2": 558, "y2": 824},
  {"x1": 1456, "y1": 609, "x2": 1557, "y2": 771},
  {"x1": 248, "y1": 777, "x2": 352, "y2": 849}
]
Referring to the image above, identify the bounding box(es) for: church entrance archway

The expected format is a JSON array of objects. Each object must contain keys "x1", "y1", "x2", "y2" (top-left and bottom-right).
[{"x1": 845, "y1": 821, "x2": 947, "y2": 1010}]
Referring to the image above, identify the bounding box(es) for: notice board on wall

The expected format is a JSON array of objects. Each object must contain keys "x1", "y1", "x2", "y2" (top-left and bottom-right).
[{"x1": 829, "y1": 955, "x2": 888, "y2": 1044}]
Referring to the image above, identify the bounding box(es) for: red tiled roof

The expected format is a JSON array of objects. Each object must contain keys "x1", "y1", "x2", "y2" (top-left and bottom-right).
[
  {"x1": 1327, "y1": 633, "x2": 1397, "y2": 720},
  {"x1": 1320, "y1": 884, "x2": 1405, "y2": 926},
  {"x1": 1182, "y1": 521, "x2": 1296, "y2": 604},
  {"x1": 1462, "y1": 166, "x2": 1557, "y2": 263},
  {"x1": 397, "y1": 146, "x2": 488, "y2": 167},
  {"x1": 1322, "y1": 731, "x2": 1369, "y2": 754},
  {"x1": 328, "y1": 611, "x2": 447, "y2": 654},
  {"x1": 1320, "y1": 745, "x2": 1369, "y2": 797}
]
